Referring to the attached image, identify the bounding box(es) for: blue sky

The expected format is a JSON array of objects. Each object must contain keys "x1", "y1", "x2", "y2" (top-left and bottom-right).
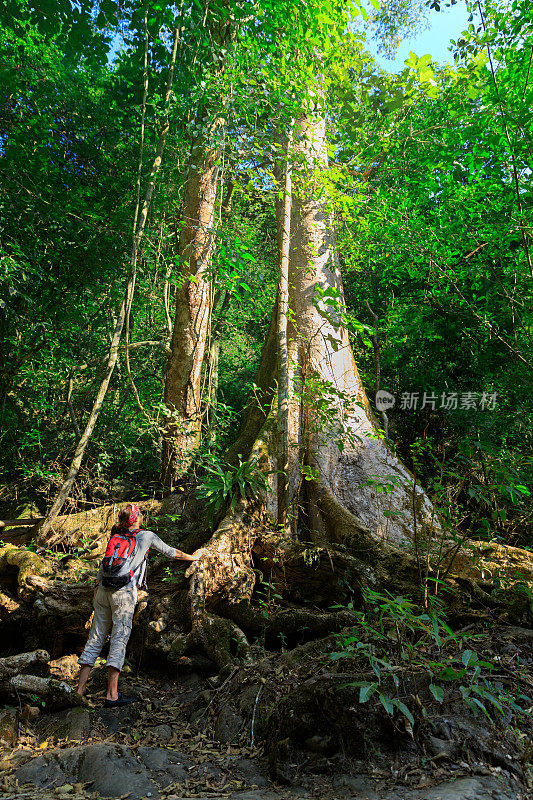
[{"x1": 367, "y1": 2, "x2": 471, "y2": 72}]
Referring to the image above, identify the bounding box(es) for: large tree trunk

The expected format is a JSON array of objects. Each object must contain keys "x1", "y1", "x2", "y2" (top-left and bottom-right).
[
  {"x1": 229, "y1": 111, "x2": 438, "y2": 547},
  {"x1": 172, "y1": 107, "x2": 445, "y2": 668},
  {"x1": 269, "y1": 111, "x2": 439, "y2": 546},
  {"x1": 5, "y1": 114, "x2": 530, "y2": 685}
]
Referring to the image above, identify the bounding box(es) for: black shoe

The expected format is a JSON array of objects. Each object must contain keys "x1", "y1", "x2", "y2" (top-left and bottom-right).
[{"x1": 104, "y1": 692, "x2": 135, "y2": 708}]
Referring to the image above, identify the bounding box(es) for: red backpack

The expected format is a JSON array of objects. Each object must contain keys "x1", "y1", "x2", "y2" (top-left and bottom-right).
[{"x1": 101, "y1": 525, "x2": 141, "y2": 590}]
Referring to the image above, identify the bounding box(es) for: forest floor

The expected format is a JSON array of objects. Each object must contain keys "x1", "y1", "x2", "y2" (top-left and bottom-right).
[
  {"x1": 0, "y1": 649, "x2": 530, "y2": 800},
  {"x1": 1, "y1": 506, "x2": 533, "y2": 799}
]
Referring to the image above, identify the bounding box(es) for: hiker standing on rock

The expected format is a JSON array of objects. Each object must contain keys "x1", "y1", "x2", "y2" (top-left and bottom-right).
[{"x1": 77, "y1": 503, "x2": 201, "y2": 707}]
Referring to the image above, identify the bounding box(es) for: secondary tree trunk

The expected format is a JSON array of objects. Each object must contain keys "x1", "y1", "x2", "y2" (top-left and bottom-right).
[
  {"x1": 162, "y1": 120, "x2": 224, "y2": 486},
  {"x1": 276, "y1": 127, "x2": 293, "y2": 533},
  {"x1": 205, "y1": 289, "x2": 231, "y2": 438},
  {"x1": 162, "y1": 8, "x2": 233, "y2": 487}
]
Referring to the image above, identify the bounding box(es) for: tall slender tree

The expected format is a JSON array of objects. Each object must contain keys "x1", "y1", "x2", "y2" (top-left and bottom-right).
[{"x1": 162, "y1": 5, "x2": 234, "y2": 487}]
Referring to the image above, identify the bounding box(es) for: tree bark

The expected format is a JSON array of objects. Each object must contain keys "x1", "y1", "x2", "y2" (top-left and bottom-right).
[
  {"x1": 242, "y1": 110, "x2": 441, "y2": 546},
  {"x1": 0, "y1": 649, "x2": 49, "y2": 680},
  {"x1": 168, "y1": 107, "x2": 445, "y2": 669},
  {"x1": 277, "y1": 127, "x2": 293, "y2": 533},
  {"x1": 162, "y1": 117, "x2": 225, "y2": 486},
  {"x1": 3, "y1": 674, "x2": 86, "y2": 709},
  {"x1": 162, "y1": 9, "x2": 233, "y2": 487},
  {"x1": 0, "y1": 650, "x2": 85, "y2": 709}
]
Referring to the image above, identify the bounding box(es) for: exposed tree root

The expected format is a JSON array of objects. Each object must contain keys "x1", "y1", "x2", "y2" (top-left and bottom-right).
[
  {"x1": 26, "y1": 576, "x2": 94, "y2": 635},
  {"x1": 171, "y1": 509, "x2": 257, "y2": 670},
  {"x1": 0, "y1": 649, "x2": 86, "y2": 710},
  {"x1": 0, "y1": 544, "x2": 49, "y2": 601},
  {"x1": 2, "y1": 490, "x2": 533, "y2": 684},
  {"x1": 168, "y1": 613, "x2": 251, "y2": 673},
  {"x1": 34, "y1": 499, "x2": 161, "y2": 553},
  {"x1": 0, "y1": 649, "x2": 50, "y2": 679},
  {"x1": 6, "y1": 674, "x2": 86, "y2": 709},
  {"x1": 222, "y1": 601, "x2": 357, "y2": 640},
  {"x1": 263, "y1": 671, "x2": 389, "y2": 763},
  {"x1": 155, "y1": 494, "x2": 533, "y2": 671}
]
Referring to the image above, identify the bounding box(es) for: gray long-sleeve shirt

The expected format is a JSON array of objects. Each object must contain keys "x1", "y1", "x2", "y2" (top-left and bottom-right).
[{"x1": 98, "y1": 529, "x2": 177, "y2": 589}]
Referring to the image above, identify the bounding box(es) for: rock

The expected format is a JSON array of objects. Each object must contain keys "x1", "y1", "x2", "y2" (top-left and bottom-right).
[
  {"x1": 80, "y1": 744, "x2": 158, "y2": 799},
  {"x1": 431, "y1": 718, "x2": 454, "y2": 740},
  {"x1": 428, "y1": 716, "x2": 520, "y2": 778},
  {"x1": 232, "y1": 757, "x2": 269, "y2": 787},
  {"x1": 50, "y1": 654, "x2": 80, "y2": 681},
  {"x1": 238, "y1": 683, "x2": 262, "y2": 715},
  {"x1": 426, "y1": 735, "x2": 459, "y2": 760},
  {"x1": 93, "y1": 703, "x2": 141, "y2": 735},
  {"x1": 151, "y1": 723, "x2": 173, "y2": 742},
  {"x1": 93, "y1": 708, "x2": 121, "y2": 735},
  {"x1": 14, "y1": 747, "x2": 82, "y2": 789},
  {"x1": 15, "y1": 743, "x2": 159, "y2": 799},
  {"x1": 333, "y1": 774, "x2": 380, "y2": 799},
  {"x1": 137, "y1": 746, "x2": 189, "y2": 784},
  {"x1": 80, "y1": 744, "x2": 157, "y2": 798},
  {"x1": 214, "y1": 705, "x2": 242, "y2": 744},
  {"x1": 415, "y1": 776, "x2": 519, "y2": 799},
  {"x1": 0, "y1": 747, "x2": 33, "y2": 770},
  {"x1": 37, "y1": 707, "x2": 91, "y2": 743},
  {"x1": 0, "y1": 708, "x2": 18, "y2": 746},
  {"x1": 196, "y1": 761, "x2": 224, "y2": 782}
]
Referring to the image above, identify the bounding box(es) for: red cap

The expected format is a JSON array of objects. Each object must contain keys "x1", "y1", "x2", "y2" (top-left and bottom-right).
[{"x1": 128, "y1": 504, "x2": 140, "y2": 527}]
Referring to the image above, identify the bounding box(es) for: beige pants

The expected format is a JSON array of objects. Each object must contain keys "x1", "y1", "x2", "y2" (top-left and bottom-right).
[{"x1": 78, "y1": 583, "x2": 137, "y2": 671}]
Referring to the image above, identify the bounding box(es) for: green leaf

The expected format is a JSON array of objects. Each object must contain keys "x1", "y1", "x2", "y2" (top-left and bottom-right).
[
  {"x1": 461, "y1": 649, "x2": 477, "y2": 667},
  {"x1": 429, "y1": 683, "x2": 444, "y2": 704},
  {"x1": 359, "y1": 682, "x2": 377, "y2": 703},
  {"x1": 392, "y1": 698, "x2": 414, "y2": 725},
  {"x1": 467, "y1": 695, "x2": 491, "y2": 719},
  {"x1": 378, "y1": 692, "x2": 394, "y2": 714}
]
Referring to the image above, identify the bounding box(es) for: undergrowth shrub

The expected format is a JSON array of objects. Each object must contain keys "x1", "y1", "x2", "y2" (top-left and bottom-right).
[{"x1": 330, "y1": 588, "x2": 532, "y2": 730}]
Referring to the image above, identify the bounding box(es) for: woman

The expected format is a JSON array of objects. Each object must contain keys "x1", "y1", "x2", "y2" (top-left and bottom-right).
[{"x1": 76, "y1": 503, "x2": 201, "y2": 707}]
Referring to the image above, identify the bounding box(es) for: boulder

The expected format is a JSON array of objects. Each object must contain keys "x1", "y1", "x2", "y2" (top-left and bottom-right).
[
  {"x1": 150, "y1": 723, "x2": 173, "y2": 743},
  {"x1": 332, "y1": 774, "x2": 381, "y2": 798},
  {"x1": 137, "y1": 746, "x2": 189, "y2": 784},
  {"x1": 15, "y1": 743, "x2": 159, "y2": 799},
  {"x1": 37, "y1": 707, "x2": 91, "y2": 743},
  {"x1": 415, "y1": 776, "x2": 520, "y2": 800},
  {"x1": 231, "y1": 757, "x2": 269, "y2": 788},
  {"x1": 214, "y1": 705, "x2": 242, "y2": 744},
  {"x1": 92, "y1": 702, "x2": 141, "y2": 736}
]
